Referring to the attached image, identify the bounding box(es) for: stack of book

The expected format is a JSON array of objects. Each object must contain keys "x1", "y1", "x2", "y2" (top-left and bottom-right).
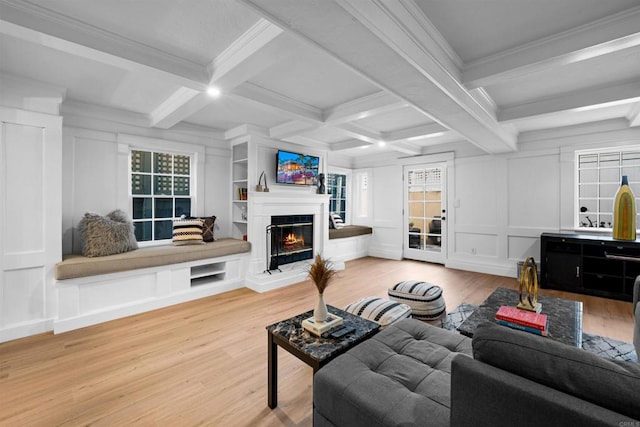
[{"x1": 495, "y1": 305, "x2": 548, "y2": 336}]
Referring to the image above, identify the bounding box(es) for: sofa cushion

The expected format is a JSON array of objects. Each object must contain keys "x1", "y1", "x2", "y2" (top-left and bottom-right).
[
  {"x1": 472, "y1": 322, "x2": 640, "y2": 421},
  {"x1": 314, "y1": 318, "x2": 471, "y2": 427}
]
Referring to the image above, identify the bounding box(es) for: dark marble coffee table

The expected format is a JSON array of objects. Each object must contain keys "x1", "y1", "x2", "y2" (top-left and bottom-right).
[
  {"x1": 266, "y1": 305, "x2": 379, "y2": 409},
  {"x1": 457, "y1": 287, "x2": 583, "y2": 347}
]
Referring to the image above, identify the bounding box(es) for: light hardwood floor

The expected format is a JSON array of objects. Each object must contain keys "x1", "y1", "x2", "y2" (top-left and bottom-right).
[{"x1": 0, "y1": 257, "x2": 634, "y2": 426}]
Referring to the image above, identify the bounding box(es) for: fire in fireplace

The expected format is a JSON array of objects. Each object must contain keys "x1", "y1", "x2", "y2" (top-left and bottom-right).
[{"x1": 267, "y1": 214, "x2": 314, "y2": 271}]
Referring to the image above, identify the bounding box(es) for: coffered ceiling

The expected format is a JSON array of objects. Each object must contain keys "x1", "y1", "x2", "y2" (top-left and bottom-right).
[{"x1": 1, "y1": 0, "x2": 639, "y2": 161}]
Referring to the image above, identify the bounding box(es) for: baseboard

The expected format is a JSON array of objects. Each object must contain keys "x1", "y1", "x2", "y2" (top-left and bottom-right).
[
  {"x1": 445, "y1": 257, "x2": 515, "y2": 278},
  {"x1": 53, "y1": 279, "x2": 244, "y2": 334},
  {"x1": 367, "y1": 244, "x2": 402, "y2": 260},
  {"x1": 0, "y1": 318, "x2": 53, "y2": 344}
]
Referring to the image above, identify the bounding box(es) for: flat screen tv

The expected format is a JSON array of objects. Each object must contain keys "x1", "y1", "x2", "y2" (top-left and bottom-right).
[{"x1": 276, "y1": 150, "x2": 320, "y2": 185}]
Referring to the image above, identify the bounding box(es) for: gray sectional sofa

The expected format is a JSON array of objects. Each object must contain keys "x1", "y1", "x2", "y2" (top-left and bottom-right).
[{"x1": 314, "y1": 319, "x2": 640, "y2": 427}]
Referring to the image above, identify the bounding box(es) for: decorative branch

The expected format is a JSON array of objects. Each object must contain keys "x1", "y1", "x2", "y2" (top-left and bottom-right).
[{"x1": 307, "y1": 254, "x2": 336, "y2": 295}]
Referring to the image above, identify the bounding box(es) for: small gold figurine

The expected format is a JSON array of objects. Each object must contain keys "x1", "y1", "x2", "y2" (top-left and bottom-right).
[{"x1": 517, "y1": 257, "x2": 542, "y2": 313}]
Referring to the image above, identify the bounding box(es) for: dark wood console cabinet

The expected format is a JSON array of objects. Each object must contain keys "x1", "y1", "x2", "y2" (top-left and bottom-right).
[{"x1": 540, "y1": 233, "x2": 640, "y2": 301}]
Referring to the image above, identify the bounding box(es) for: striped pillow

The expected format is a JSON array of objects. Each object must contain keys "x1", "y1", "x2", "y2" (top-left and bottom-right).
[
  {"x1": 345, "y1": 297, "x2": 412, "y2": 328},
  {"x1": 388, "y1": 280, "x2": 446, "y2": 321},
  {"x1": 172, "y1": 218, "x2": 205, "y2": 245},
  {"x1": 330, "y1": 212, "x2": 345, "y2": 229}
]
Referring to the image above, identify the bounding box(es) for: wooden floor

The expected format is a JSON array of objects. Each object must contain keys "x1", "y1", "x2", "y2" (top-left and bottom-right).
[{"x1": 0, "y1": 257, "x2": 634, "y2": 426}]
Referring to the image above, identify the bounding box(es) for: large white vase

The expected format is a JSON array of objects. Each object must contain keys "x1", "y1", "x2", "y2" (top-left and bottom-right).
[{"x1": 314, "y1": 293, "x2": 329, "y2": 322}]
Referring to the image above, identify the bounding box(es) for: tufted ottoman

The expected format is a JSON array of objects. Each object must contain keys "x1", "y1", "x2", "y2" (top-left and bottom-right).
[
  {"x1": 314, "y1": 318, "x2": 472, "y2": 427},
  {"x1": 345, "y1": 296, "x2": 412, "y2": 328},
  {"x1": 388, "y1": 280, "x2": 446, "y2": 321}
]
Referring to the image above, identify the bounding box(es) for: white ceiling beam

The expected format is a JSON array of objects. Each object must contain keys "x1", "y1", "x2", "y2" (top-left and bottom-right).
[
  {"x1": 330, "y1": 139, "x2": 372, "y2": 151},
  {"x1": 463, "y1": 6, "x2": 640, "y2": 89},
  {"x1": 387, "y1": 141, "x2": 422, "y2": 156},
  {"x1": 269, "y1": 120, "x2": 318, "y2": 139},
  {"x1": 629, "y1": 103, "x2": 640, "y2": 127},
  {"x1": 499, "y1": 80, "x2": 640, "y2": 123},
  {"x1": 333, "y1": 123, "x2": 383, "y2": 145},
  {"x1": 382, "y1": 123, "x2": 448, "y2": 142},
  {"x1": 150, "y1": 19, "x2": 287, "y2": 129},
  {"x1": 323, "y1": 91, "x2": 408, "y2": 124},
  {"x1": 0, "y1": 4, "x2": 208, "y2": 89},
  {"x1": 281, "y1": 135, "x2": 331, "y2": 150},
  {"x1": 241, "y1": 0, "x2": 516, "y2": 154},
  {"x1": 231, "y1": 82, "x2": 323, "y2": 122}
]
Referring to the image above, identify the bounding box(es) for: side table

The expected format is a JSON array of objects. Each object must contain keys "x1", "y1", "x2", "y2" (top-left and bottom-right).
[{"x1": 265, "y1": 304, "x2": 379, "y2": 409}]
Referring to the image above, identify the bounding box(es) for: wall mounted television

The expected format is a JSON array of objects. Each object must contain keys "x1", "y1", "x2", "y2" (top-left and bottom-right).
[{"x1": 276, "y1": 150, "x2": 320, "y2": 185}]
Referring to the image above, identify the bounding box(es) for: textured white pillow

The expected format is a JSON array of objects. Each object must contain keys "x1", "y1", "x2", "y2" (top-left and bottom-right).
[{"x1": 78, "y1": 210, "x2": 138, "y2": 257}]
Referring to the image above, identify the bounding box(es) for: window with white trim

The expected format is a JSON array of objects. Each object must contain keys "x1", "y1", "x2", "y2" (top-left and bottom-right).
[
  {"x1": 328, "y1": 172, "x2": 347, "y2": 222},
  {"x1": 355, "y1": 172, "x2": 369, "y2": 218},
  {"x1": 130, "y1": 149, "x2": 193, "y2": 242},
  {"x1": 576, "y1": 146, "x2": 640, "y2": 230}
]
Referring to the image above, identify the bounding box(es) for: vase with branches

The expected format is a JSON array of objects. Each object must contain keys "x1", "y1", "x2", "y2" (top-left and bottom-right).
[{"x1": 308, "y1": 254, "x2": 336, "y2": 322}]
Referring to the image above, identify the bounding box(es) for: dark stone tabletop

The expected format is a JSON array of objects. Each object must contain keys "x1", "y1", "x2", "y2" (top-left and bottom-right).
[
  {"x1": 266, "y1": 305, "x2": 380, "y2": 363},
  {"x1": 457, "y1": 287, "x2": 583, "y2": 347}
]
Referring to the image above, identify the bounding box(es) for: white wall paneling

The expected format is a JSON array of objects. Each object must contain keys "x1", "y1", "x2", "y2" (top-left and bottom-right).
[{"x1": 0, "y1": 106, "x2": 62, "y2": 343}]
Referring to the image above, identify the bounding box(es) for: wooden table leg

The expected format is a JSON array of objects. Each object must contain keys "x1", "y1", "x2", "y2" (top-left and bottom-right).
[{"x1": 268, "y1": 331, "x2": 277, "y2": 409}]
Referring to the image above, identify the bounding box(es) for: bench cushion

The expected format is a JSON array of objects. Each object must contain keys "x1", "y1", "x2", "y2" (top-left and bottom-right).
[
  {"x1": 329, "y1": 225, "x2": 373, "y2": 240},
  {"x1": 55, "y1": 238, "x2": 250, "y2": 280}
]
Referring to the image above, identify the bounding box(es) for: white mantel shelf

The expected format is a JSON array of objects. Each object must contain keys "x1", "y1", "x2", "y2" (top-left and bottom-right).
[{"x1": 246, "y1": 190, "x2": 330, "y2": 292}]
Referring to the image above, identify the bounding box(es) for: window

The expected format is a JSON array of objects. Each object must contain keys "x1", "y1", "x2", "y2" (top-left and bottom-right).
[
  {"x1": 355, "y1": 172, "x2": 369, "y2": 218},
  {"x1": 131, "y1": 149, "x2": 193, "y2": 242},
  {"x1": 576, "y1": 146, "x2": 640, "y2": 230},
  {"x1": 328, "y1": 173, "x2": 347, "y2": 222}
]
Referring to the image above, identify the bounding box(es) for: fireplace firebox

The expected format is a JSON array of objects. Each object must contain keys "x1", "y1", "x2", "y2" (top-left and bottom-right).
[{"x1": 266, "y1": 215, "x2": 314, "y2": 271}]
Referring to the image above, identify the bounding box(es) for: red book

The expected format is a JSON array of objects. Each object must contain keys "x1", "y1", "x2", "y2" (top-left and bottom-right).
[{"x1": 495, "y1": 306, "x2": 548, "y2": 331}]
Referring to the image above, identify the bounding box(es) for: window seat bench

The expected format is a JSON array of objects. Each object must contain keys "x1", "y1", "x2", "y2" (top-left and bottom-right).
[
  {"x1": 329, "y1": 225, "x2": 373, "y2": 240},
  {"x1": 326, "y1": 225, "x2": 372, "y2": 268},
  {"x1": 54, "y1": 238, "x2": 251, "y2": 334}
]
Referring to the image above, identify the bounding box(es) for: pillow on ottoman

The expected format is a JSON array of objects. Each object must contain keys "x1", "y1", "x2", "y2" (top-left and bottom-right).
[
  {"x1": 388, "y1": 280, "x2": 446, "y2": 321},
  {"x1": 345, "y1": 297, "x2": 412, "y2": 328},
  {"x1": 79, "y1": 210, "x2": 138, "y2": 257}
]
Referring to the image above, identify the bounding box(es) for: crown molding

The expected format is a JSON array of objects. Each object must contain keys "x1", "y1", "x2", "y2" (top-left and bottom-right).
[{"x1": 628, "y1": 102, "x2": 640, "y2": 127}]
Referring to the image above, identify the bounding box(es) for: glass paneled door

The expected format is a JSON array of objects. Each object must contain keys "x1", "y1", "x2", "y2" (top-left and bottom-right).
[{"x1": 404, "y1": 164, "x2": 446, "y2": 264}]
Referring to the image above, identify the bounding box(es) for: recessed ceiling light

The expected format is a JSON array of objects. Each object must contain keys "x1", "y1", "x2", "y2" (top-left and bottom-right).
[
  {"x1": 206, "y1": 86, "x2": 221, "y2": 98},
  {"x1": 378, "y1": 141, "x2": 386, "y2": 147}
]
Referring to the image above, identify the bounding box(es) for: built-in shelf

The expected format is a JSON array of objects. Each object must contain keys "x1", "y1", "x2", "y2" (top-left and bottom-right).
[
  {"x1": 232, "y1": 141, "x2": 249, "y2": 240},
  {"x1": 190, "y1": 262, "x2": 226, "y2": 286}
]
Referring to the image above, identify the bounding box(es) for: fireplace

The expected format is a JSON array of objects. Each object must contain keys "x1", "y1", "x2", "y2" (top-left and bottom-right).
[{"x1": 267, "y1": 214, "x2": 314, "y2": 270}]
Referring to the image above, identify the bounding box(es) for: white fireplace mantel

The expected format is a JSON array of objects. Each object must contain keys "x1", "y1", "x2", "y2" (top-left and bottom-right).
[{"x1": 245, "y1": 191, "x2": 330, "y2": 292}]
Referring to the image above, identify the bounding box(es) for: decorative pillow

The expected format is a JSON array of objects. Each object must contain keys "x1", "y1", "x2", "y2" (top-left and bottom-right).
[
  {"x1": 330, "y1": 212, "x2": 345, "y2": 229},
  {"x1": 345, "y1": 297, "x2": 412, "y2": 328},
  {"x1": 200, "y1": 215, "x2": 216, "y2": 242},
  {"x1": 172, "y1": 218, "x2": 205, "y2": 245},
  {"x1": 78, "y1": 209, "x2": 138, "y2": 257}
]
